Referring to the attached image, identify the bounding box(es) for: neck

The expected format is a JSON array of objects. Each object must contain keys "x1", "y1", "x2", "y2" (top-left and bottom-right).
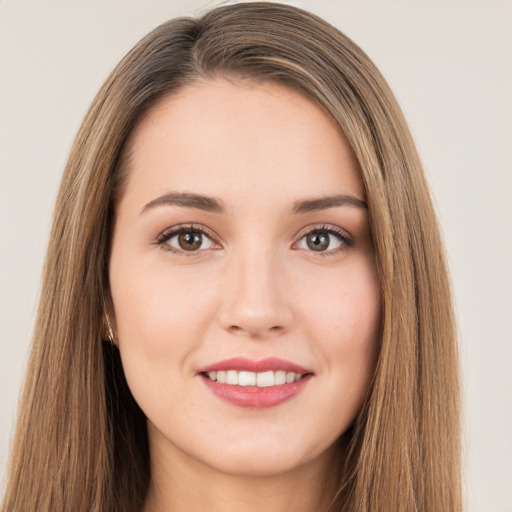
[{"x1": 143, "y1": 433, "x2": 342, "y2": 512}]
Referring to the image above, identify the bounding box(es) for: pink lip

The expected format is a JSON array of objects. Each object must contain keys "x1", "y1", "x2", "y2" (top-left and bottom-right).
[
  {"x1": 197, "y1": 357, "x2": 314, "y2": 409},
  {"x1": 198, "y1": 357, "x2": 310, "y2": 374}
]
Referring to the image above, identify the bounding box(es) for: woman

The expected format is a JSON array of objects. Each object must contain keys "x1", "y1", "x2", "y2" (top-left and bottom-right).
[{"x1": 1, "y1": 2, "x2": 462, "y2": 511}]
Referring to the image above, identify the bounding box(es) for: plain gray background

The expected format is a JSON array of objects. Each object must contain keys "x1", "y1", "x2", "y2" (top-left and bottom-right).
[{"x1": 1, "y1": 1, "x2": 511, "y2": 510}]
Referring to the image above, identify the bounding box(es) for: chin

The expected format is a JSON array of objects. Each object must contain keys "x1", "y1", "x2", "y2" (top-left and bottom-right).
[
  {"x1": 206, "y1": 453, "x2": 308, "y2": 478},
  {"x1": 199, "y1": 434, "x2": 337, "y2": 478}
]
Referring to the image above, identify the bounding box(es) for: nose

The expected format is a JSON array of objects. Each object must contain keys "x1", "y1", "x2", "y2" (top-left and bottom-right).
[{"x1": 218, "y1": 247, "x2": 293, "y2": 338}]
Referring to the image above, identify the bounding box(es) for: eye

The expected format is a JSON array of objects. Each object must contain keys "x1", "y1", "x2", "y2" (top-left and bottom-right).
[
  {"x1": 157, "y1": 226, "x2": 216, "y2": 253},
  {"x1": 295, "y1": 226, "x2": 351, "y2": 254}
]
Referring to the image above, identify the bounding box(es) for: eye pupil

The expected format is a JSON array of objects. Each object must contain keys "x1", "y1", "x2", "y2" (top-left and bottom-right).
[
  {"x1": 178, "y1": 231, "x2": 202, "y2": 251},
  {"x1": 306, "y1": 232, "x2": 329, "y2": 251}
]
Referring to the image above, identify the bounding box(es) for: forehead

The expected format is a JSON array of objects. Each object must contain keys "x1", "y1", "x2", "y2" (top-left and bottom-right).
[{"x1": 120, "y1": 78, "x2": 364, "y2": 212}]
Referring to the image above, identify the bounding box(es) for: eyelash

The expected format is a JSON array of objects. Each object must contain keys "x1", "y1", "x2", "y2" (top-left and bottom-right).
[
  {"x1": 293, "y1": 224, "x2": 353, "y2": 257},
  {"x1": 154, "y1": 223, "x2": 353, "y2": 257},
  {"x1": 154, "y1": 224, "x2": 219, "y2": 256}
]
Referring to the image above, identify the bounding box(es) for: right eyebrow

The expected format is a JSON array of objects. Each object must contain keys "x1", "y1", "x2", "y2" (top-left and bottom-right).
[
  {"x1": 140, "y1": 192, "x2": 225, "y2": 215},
  {"x1": 291, "y1": 194, "x2": 368, "y2": 214}
]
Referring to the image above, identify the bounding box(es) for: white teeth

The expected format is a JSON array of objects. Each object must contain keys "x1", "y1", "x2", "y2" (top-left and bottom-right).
[
  {"x1": 205, "y1": 370, "x2": 306, "y2": 387},
  {"x1": 226, "y1": 370, "x2": 238, "y2": 385},
  {"x1": 275, "y1": 370, "x2": 286, "y2": 385},
  {"x1": 238, "y1": 371, "x2": 256, "y2": 387},
  {"x1": 257, "y1": 370, "x2": 275, "y2": 387}
]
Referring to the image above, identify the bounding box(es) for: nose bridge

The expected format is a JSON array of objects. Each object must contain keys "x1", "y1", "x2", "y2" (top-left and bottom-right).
[{"x1": 219, "y1": 239, "x2": 292, "y2": 337}]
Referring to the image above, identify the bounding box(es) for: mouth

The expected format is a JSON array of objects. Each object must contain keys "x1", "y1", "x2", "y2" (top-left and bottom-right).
[
  {"x1": 202, "y1": 369, "x2": 308, "y2": 387},
  {"x1": 197, "y1": 357, "x2": 314, "y2": 408}
]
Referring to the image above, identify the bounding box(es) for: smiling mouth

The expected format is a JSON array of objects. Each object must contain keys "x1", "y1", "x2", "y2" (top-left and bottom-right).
[
  {"x1": 197, "y1": 357, "x2": 314, "y2": 407},
  {"x1": 202, "y1": 370, "x2": 308, "y2": 387}
]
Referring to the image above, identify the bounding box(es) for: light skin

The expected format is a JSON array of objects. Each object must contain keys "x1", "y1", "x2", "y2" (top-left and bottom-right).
[{"x1": 109, "y1": 78, "x2": 381, "y2": 512}]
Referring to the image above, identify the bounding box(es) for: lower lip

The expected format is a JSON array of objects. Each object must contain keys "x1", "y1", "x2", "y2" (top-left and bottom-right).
[{"x1": 201, "y1": 374, "x2": 313, "y2": 408}]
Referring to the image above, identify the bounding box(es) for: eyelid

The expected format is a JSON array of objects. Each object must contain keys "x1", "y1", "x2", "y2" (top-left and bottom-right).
[
  {"x1": 154, "y1": 224, "x2": 222, "y2": 253},
  {"x1": 153, "y1": 222, "x2": 352, "y2": 256},
  {"x1": 292, "y1": 224, "x2": 353, "y2": 254}
]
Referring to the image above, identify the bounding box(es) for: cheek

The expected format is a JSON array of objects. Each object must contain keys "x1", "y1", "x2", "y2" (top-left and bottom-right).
[
  {"x1": 299, "y1": 257, "x2": 381, "y2": 386},
  {"x1": 109, "y1": 254, "x2": 223, "y2": 394},
  {"x1": 302, "y1": 254, "x2": 380, "y2": 327},
  {"x1": 109, "y1": 259, "x2": 222, "y2": 421}
]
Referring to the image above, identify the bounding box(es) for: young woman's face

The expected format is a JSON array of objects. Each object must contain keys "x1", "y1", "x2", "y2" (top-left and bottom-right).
[{"x1": 109, "y1": 79, "x2": 381, "y2": 477}]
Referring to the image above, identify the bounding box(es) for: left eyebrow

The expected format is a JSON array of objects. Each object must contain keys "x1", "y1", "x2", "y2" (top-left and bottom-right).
[
  {"x1": 141, "y1": 192, "x2": 225, "y2": 215},
  {"x1": 291, "y1": 194, "x2": 368, "y2": 214}
]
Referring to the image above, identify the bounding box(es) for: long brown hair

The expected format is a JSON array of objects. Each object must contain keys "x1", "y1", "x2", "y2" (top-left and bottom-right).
[{"x1": 1, "y1": 3, "x2": 461, "y2": 511}]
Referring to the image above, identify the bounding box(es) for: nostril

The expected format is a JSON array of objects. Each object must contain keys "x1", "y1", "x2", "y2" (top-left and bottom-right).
[{"x1": 227, "y1": 324, "x2": 285, "y2": 337}]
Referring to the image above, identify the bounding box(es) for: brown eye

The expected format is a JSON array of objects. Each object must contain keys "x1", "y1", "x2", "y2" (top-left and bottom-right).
[
  {"x1": 164, "y1": 229, "x2": 214, "y2": 252},
  {"x1": 305, "y1": 232, "x2": 330, "y2": 251},
  {"x1": 178, "y1": 231, "x2": 202, "y2": 251},
  {"x1": 296, "y1": 228, "x2": 346, "y2": 253}
]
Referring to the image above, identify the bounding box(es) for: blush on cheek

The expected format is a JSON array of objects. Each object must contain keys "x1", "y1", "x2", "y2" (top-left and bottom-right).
[{"x1": 310, "y1": 270, "x2": 381, "y2": 380}]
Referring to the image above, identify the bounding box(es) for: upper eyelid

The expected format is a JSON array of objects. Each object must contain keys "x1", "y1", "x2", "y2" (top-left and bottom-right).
[
  {"x1": 292, "y1": 225, "x2": 354, "y2": 256},
  {"x1": 157, "y1": 224, "x2": 219, "y2": 243},
  {"x1": 155, "y1": 222, "x2": 352, "y2": 249},
  {"x1": 155, "y1": 225, "x2": 221, "y2": 256},
  {"x1": 293, "y1": 223, "x2": 352, "y2": 242}
]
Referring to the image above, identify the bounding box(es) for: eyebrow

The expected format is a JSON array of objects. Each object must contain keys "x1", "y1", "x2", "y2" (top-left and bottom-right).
[
  {"x1": 141, "y1": 191, "x2": 367, "y2": 215},
  {"x1": 291, "y1": 194, "x2": 368, "y2": 214},
  {"x1": 141, "y1": 192, "x2": 225, "y2": 214}
]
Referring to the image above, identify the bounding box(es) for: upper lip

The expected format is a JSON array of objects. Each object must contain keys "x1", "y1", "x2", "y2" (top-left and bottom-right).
[{"x1": 197, "y1": 357, "x2": 312, "y2": 374}]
